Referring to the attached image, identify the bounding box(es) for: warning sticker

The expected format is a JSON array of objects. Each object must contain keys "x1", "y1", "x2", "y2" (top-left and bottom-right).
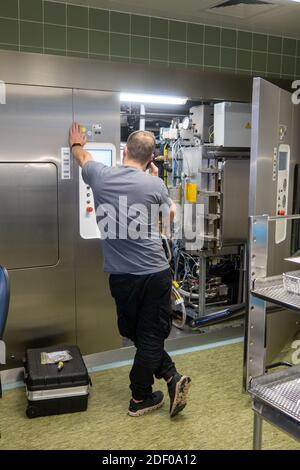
[
  {"x1": 245, "y1": 122, "x2": 251, "y2": 129},
  {"x1": 186, "y1": 183, "x2": 197, "y2": 203}
]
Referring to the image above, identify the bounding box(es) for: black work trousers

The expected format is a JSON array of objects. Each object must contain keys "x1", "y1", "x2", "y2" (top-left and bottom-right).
[{"x1": 109, "y1": 268, "x2": 177, "y2": 400}]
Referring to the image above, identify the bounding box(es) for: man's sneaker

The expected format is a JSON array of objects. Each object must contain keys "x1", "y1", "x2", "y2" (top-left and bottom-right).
[
  {"x1": 168, "y1": 374, "x2": 191, "y2": 418},
  {"x1": 128, "y1": 391, "x2": 164, "y2": 417}
]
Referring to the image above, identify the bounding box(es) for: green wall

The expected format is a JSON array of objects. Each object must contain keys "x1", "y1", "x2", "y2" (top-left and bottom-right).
[{"x1": 0, "y1": 0, "x2": 299, "y2": 79}]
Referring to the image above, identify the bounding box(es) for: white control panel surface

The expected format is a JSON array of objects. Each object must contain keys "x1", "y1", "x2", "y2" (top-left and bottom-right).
[
  {"x1": 275, "y1": 144, "x2": 290, "y2": 244},
  {"x1": 79, "y1": 143, "x2": 116, "y2": 239}
]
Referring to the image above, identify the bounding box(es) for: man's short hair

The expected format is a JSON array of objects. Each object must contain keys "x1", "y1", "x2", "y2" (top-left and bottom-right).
[{"x1": 127, "y1": 130, "x2": 156, "y2": 165}]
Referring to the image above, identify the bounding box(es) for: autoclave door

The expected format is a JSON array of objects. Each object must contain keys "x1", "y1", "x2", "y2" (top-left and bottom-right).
[{"x1": 0, "y1": 84, "x2": 76, "y2": 365}]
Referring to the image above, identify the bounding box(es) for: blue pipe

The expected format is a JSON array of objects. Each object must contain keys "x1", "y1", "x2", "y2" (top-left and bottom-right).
[{"x1": 192, "y1": 304, "x2": 245, "y2": 327}]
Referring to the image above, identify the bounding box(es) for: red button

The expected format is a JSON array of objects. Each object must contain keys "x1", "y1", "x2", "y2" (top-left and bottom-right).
[
  {"x1": 86, "y1": 206, "x2": 93, "y2": 213},
  {"x1": 278, "y1": 210, "x2": 285, "y2": 216}
]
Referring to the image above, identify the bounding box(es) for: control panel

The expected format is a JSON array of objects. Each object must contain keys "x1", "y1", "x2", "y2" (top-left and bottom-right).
[
  {"x1": 275, "y1": 144, "x2": 290, "y2": 244},
  {"x1": 79, "y1": 142, "x2": 116, "y2": 239}
]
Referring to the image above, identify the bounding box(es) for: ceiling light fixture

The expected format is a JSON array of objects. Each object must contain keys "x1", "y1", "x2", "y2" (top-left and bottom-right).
[{"x1": 120, "y1": 93, "x2": 188, "y2": 105}]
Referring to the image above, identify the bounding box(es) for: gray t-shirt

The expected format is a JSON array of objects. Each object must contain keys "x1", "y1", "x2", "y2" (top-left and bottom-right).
[{"x1": 82, "y1": 160, "x2": 172, "y2": 275}]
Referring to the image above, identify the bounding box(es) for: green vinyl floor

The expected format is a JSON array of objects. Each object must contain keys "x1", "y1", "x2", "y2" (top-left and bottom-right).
[{"x1": 1, "y1": 341, "x2": 300, "y2": 450}]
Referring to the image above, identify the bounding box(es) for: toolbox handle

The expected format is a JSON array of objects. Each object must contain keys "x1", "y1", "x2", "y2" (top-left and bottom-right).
[{"x1": 22, "y1": 357, "x2": 28, "y2": 381}]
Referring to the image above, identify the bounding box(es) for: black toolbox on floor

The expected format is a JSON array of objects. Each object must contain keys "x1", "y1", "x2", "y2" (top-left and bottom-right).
[{"x1": 24, "y1": 345, "x2": 91, "y2": 419}]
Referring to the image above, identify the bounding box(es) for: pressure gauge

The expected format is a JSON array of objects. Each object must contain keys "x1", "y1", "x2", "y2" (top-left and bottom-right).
[{"x1": 182, "y1": 116, "x2": 190, "y2": 130}]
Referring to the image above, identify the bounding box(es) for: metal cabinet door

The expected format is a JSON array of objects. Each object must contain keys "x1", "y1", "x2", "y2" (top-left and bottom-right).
[
  {"x1": 0, "y1": 84, "x2": 76, "y2": 365},
  {"x1": 73, "y1": 89, "x2": 122, "y2": 354}
]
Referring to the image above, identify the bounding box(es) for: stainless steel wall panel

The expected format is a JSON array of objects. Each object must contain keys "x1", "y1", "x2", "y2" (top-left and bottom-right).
[
  {"x1": 6, "y1": 267, "x2": 76, "y2": 356},
  {"x1": 0, "y1": 50, "x2": 282, "y2": 102},
  {"x1": 249, "y1": 79, "x2": 280, "y2": 218},
  {"x1": 221, "y1": 159, "x2": 250, "y2": 242},
  {"x1": 73, "y1": 89, "x2": 121, "y2": 353}
]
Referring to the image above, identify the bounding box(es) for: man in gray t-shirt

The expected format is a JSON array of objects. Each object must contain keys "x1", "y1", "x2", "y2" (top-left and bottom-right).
[
  {"x1": 69, "y1": 123, "x2": 191, "y2": 418},
  {"x1": 81, "y1": 159, "x2": 171, "y2": 275}
]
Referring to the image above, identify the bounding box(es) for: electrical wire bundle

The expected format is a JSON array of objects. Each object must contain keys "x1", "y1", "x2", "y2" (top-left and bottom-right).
[{"x1": 171, "y1": 139, "x2": 183, "y2": 186}]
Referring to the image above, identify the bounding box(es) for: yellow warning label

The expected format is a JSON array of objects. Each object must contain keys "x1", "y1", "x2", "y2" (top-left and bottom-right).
[
  {"x1": 186, "y1": 183, "x2": 197, "y2": 203},
  {"x1": 245, "y1": 122, "x2": 251, "y2": 129}
]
